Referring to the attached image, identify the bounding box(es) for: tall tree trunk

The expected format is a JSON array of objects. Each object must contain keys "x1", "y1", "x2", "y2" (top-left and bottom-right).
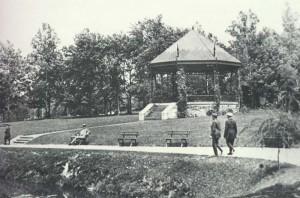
[
  {"x1": 6, "y1": 96, "x2": 10, "y2": 122},
  {"x1": 45, "y1": 97, "x2": 51, "y2": 118},
  {"x1": 104, "y1": 98, "x2": 108, "y2": 115},
  {"x1": 109, "y1": 101, "x2": 112, "y2": 115},
  {"x1": 116, "y1": 92, "x2": 120, "y2": 115},
  {"x1": 127, "y1": 94, "x2": 132, "y2": 114}
]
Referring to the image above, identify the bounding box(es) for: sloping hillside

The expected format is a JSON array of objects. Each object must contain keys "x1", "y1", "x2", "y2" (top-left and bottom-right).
[{"x1": 0, "y1": 148, "x2": 295, "y2": 198}]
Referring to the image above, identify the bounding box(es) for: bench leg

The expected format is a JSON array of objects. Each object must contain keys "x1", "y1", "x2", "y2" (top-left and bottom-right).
[
  {"x1": 118, "y1": 139, "x2": 124, "y2": 146},
  {"x1": 181, "y1": 139, "x2": 187, "y2": 147},
  {"x1": 166, "y1": 139, "x2": 171, "y2": 147},
  {"x1": 130, "y1": 139, "x2": 137, "y2": 147}
]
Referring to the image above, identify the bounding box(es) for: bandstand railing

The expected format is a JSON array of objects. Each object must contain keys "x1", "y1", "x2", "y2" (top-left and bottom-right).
[
  {"x1": 221, "y1": 95, "x2": 237, "y2": 102},
  {"x1": 187, "y1": 95, "x2": 214, "y2": 102},
  {"x1": 187, "y1": 95, "x2": 237, "y2": 102}
]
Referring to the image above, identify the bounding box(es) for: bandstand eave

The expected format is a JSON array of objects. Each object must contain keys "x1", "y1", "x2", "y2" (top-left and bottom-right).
[{"x1": 150, "y1": 60, "x2": 241, "y2": 73}]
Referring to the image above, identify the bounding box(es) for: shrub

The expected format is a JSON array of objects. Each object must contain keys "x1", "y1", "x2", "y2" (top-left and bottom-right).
[
  {"x1": 255, "y1": 113, "x2": 300, "y2": 148},
  {"x1": 240, "y1": 105, "x2": 249, "y2": 114},
  {"x1": 206, "y1": 109, "x2": 214, "y2": 116},
  {"x1": 177, "y1": 99, "x2": 187, "y2": 118}
]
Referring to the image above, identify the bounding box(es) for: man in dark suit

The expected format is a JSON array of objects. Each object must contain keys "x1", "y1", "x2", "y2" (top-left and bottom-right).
[
  {"x1": 210, "y1": 112, "x2": 223, "y2": 156},
  {"x1": 4, "y1": 125, "x2": 11, "y2": 145},
  {"x1": 224, "y1": 112, "x2": 237, "y2": 155}
]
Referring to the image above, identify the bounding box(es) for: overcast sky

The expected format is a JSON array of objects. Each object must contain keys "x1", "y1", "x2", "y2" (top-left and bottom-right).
[{"x1": 1, "y1": 0, "x2": 300, "y2": 55}]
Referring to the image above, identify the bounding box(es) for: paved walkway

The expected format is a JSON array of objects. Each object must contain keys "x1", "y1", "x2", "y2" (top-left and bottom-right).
[{"x1": 1, "y1": 144, "x2": 300, "y2": 166}]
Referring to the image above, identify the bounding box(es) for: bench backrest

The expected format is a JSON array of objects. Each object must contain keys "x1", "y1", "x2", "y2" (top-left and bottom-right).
[
  {"x1": 120, "y1": 132, "x2": 139, "y2": 138},
  {"x1": 167, "y1": 131, "x2": 190, "y2": 137}
]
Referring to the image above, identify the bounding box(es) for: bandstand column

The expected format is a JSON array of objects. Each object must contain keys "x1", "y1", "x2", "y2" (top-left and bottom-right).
[
  {"x1": 171, "y1": 72, "x2": 177, "y2": 100},
  {"x1": 237, "y1": 69, "x2": 242, "y2": 108},
  {"x1": 205, "y1": 73, "x2": 209, "y2": 94},
  {"x1": 176, "y1": 65, "x2": 187, "y2": 117},
  {"x1": 176, "y1": 65, "x2": 187, "y2": 101},
  {"x1": 213, "y1": 67, "x2": 221, "y2": 111},
  {"x1": 230, "y1": 72, "x2": 233, "y2": 94},
  {"x1": 150, "y1": 72, "x2": 157, "y2": 102}
]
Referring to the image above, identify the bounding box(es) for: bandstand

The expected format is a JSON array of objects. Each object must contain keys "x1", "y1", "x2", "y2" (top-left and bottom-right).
[{"x1": 140, "y1": 29, "x2": 241, "y2": 120}]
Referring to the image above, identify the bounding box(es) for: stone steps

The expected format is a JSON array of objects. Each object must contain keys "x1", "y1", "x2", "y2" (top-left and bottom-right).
[
  {"x1": 12, "y1": 135, "x2": 36, "y2": 144},
  {"x1": 145, "y1": 105, "x2": 168, "y2": 120}
]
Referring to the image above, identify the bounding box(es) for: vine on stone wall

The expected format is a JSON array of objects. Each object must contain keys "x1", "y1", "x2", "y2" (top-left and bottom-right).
[
  {"x1": 213, "y1": 71, "x2": 221, "y2": 113},
  {"x1": 176, "y1": 66, "x2": 187, "y2": 118}
]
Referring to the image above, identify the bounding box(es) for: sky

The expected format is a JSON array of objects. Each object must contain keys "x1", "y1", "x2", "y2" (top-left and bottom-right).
[{"x1": 1, "y1": 0, "x2": 300, "y2": 55}]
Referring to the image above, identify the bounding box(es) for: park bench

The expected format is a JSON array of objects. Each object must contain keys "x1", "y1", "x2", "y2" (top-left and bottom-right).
[
  {"x1": 118, "y1": 132, "x2": 139, "y2": 146},
  {"x1": 69, "y1": 132, "x2": 90, "y2": 145},
  {"x1": 263, "y1": 135, "x2": 293, "y2": 148},
  {"x1": 165, "y1": 130, "x2": 190, "y2": 147}
]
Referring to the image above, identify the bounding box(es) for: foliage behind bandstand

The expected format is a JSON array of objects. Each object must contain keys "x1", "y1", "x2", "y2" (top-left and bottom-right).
[{"x1": 1, "y1": 5, "x2": 300, "y2": 121}]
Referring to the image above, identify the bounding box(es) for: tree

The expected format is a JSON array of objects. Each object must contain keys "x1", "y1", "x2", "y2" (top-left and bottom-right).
[
  {"x1": 226, "y1": 10, "x2": 299, "y2": 109},
  {"x1": 104, "y1": 33, "x2": 128, "y2": 115},
  {"x1": 226, "y1": 10, "x2": 262, "y2": 107},
  {"x1": 63, "y1": 29, "x2": 108, "y2": 116},
  {"x1": 30, "y1": 23, "x2": 64, "y2": 118},
  {"x1": 0, "y1": 41, "x2": 32, "y2": 121},
  {"x1": 226, "y1": 10, "x2": 260, "y2": 80},
  {"x1": 277, "y1": 4, "x2": 300, "y2": 113},
  {"x1": 129, "y1": 15, "x2": 187, "y2": 107}
]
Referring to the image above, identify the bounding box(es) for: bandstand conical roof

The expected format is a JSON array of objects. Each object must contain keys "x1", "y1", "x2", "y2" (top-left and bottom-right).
[{"x1": 150, "y1": 30, "x2": 241, "y2": 72}]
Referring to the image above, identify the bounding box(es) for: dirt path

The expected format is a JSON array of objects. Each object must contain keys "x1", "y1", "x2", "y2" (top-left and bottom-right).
[
  {"x1": 1, "y1": 144, "x2": 300, "y2": 166},
  {"x1": 10, "y1": 121, "x2": 139, "y2": 144}
]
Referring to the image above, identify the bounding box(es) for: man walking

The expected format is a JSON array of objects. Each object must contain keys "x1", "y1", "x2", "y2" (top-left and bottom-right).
[
  {"x1": 210, "y1": 112, "x2": 223, "y2": 156},
  {"x1": 4, "y1": 125, "x2": 11, "y2": 145},
  {"x1": 224, "y1": 112, "x2": 237, "y2": 155}
]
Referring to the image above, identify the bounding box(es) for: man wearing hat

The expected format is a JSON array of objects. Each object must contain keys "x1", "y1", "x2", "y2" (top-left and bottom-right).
[
  {"x1": 210, "y1": 112, "x2": 223, "y2": 156},
  {"x1": 224, "y1": 112, "x2": 237, "y2": 155},
  {"x1": 79, "y1": 124, "x2": 90, "y2": 137}
]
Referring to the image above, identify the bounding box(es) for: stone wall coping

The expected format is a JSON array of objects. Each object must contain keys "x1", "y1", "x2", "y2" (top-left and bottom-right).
[{"x1": 188, "y1": 101, "x2": 238, "y2": 105}]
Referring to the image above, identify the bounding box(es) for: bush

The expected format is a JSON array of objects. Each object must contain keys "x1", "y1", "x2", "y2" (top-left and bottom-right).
[
  {"x1": 206, "y1": 110, "x2": 214, "y2": 116},
  {"x1": 255, "y1": 113, "x2": 300, "y2": 147},
  {"x1": 240, "y1": 106, "x2": 250, "y2": 114},
  {"x1": 177, "y1": 99, "x2": 187, "y2": 118}
]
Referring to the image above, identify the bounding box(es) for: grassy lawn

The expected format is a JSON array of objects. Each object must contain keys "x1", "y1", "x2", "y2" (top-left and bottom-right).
[
  {"x1": 0, "y1": 114, "x2": 138, "y2": 139},
  {"x1": 31, "y1": 109, "x2": 275, "y2": 146},
  {"x1": 1, "y1": 148, "x2": 294, "y2": 198}
]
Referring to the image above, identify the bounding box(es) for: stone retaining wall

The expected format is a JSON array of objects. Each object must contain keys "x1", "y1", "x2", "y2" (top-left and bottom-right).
[{"x1": 187, "y1": 101, "x2": 239, "y2": 117}]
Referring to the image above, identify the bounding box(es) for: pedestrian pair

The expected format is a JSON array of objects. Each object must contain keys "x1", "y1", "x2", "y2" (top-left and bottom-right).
[{"x1": 210, "y1": 112, "x2": 237, "y2": 156}]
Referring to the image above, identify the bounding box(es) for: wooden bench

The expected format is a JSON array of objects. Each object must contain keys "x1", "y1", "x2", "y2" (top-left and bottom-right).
[
  {"x1": 118, "y1": 132, "x2": 139, "y2": 146},
  {"x1": 69, "y1": 130, "x2": 90, "y2": 145},
  {"x1": 165, "y1": 131, "x2": 190, "y2": 147},
  {"x1": 263, "y1": 135, "x2": 293, "y2": 148},
  {"x1": 69, "y1": 135, "x2": 89, "y2": 145}
]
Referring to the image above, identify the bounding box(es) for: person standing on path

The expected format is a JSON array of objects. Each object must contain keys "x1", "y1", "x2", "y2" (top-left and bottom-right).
[
  {"x1": 4, "y1": 125, "x2": 11, "y2": 145},
  {"x1": 210, "y1": 113, "x2": 223, "y2": 156},
  {"x1": 224, "y1": 112, "x2": 237, "y2": 155}
]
